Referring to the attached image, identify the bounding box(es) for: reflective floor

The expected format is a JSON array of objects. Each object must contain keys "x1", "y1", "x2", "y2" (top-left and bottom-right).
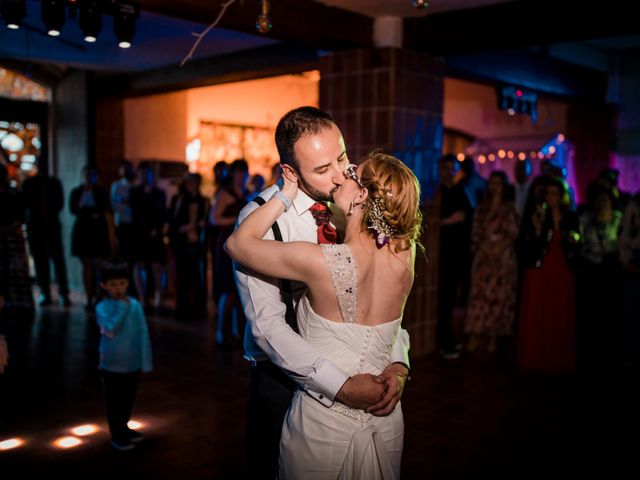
[{"x1": 0, "y1": 301, "x2": 634, "y2": 479}]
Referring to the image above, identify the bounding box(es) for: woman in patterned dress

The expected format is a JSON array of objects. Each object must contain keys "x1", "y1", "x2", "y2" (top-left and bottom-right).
[{"x1": 465, "y1": 171, "x2": 519, "y2": 354}]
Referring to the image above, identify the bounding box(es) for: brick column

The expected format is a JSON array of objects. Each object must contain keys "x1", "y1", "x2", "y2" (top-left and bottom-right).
[
  {"x1": 319, "y1": 48, "x2": 445, "y2": 357},
  {"x1": 95, "y1": 97, "x2": 125, "y2": 186}
]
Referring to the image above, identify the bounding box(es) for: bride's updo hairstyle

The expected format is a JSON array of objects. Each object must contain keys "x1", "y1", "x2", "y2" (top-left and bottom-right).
[{"x1": 359, "y1": 151, "x2": 423, "y2": 253}]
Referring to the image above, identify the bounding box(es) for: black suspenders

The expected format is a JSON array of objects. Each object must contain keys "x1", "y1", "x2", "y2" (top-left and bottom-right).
[{"x1": 252, "y1": 196, "x2": 298, "y2": 333}]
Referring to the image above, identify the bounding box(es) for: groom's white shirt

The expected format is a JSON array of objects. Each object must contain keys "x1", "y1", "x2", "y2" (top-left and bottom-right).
[{"x1": 235, "y1": 185, "x2": 411, "y2": 407}]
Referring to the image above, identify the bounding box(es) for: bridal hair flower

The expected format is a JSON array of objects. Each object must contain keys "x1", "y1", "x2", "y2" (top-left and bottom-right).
[{"x1": 367, "y1": 197, "x2": 396, "y2": 248}]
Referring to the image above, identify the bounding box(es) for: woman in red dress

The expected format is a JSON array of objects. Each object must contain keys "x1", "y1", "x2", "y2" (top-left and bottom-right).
[{"x1": 518, "y1": 178, "x2": 580, "y2": 373}]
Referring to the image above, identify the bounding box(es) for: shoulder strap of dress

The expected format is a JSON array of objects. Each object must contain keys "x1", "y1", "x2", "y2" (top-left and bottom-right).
[{"x1": 321, "y1": 244, "x2": 357, "y2": 323}]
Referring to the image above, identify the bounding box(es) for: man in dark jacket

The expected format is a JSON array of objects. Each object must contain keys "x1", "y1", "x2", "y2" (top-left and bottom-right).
[{"x1": 22, "y1": 171, "x2": 70, "y2": 306}]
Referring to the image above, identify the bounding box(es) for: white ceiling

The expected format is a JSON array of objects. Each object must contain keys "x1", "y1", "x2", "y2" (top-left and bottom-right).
[{"x1": 314, "y1": 0, "x2": 516, "y2": 18}]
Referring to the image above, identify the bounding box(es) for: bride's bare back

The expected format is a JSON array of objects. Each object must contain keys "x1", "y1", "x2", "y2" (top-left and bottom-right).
[{"x1": 304, "y1": 239, "x2": 415, "y2": 326}]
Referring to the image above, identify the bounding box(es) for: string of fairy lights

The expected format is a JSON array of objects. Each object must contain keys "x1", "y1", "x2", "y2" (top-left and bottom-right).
[{"x1": 459, "y1": 134, "x2": 567, "y2": 165}]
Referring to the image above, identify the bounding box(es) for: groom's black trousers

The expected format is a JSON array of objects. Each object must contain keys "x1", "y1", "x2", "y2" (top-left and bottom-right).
[{"x1": 247, "y1": 360, "x2": 296, "y2": 479}]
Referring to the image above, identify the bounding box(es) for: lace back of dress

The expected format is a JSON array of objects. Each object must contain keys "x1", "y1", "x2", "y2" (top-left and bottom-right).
[{"x1": 321, "y1": 244, "x2": 358, "y2": 323}]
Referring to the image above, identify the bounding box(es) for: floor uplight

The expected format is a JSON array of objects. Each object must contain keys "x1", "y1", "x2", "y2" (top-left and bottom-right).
[
  {"x1": 53, "y1": 436, "x2": 82, "y2": 449},
  {"x1": 71, "y1": 424, "x2": 99, "y2": 436},
  {"x1": 0, "y1": 438, "x2": 24, "y2": 451},
  {"x1": 127, "y1": 420, "x2": 143, "y2": 430}
]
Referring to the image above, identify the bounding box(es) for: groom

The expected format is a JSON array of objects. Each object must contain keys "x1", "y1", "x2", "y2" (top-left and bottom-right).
[{"x1": 234, "y1": 107, "x2": 411, "y2": 477}]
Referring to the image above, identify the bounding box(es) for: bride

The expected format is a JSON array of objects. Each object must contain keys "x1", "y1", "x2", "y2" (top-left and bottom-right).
[{"x1": 226, "y1": 151, "x2": 422, "y2": 479}]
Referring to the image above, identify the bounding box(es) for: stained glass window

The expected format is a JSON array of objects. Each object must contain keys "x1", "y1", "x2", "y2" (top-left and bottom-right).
[
  {"x1": 0, "y1": 121, "x2": 41, "y2": 179},
  {"x1": 0, "y1": 67, "x2": 50, "y2": 102}
]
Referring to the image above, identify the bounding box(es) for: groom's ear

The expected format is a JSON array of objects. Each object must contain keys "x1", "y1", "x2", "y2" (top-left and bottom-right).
[{"x1": 281, "y1": 164, "x2": 298, "y2": 182}]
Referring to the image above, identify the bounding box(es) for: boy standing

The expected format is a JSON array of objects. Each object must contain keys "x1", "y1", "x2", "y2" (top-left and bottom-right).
[{"x1": 97, "y1": 260, "x2": 153, "y2": 451}]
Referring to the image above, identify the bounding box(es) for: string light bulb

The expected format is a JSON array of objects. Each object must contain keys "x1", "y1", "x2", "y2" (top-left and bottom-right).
[
  {"x1": 412, "y1": 0, "x2": 429, "y2": 9},
  {"x1": 256, "y1": 0, "x2": 272, "y2": 33}
]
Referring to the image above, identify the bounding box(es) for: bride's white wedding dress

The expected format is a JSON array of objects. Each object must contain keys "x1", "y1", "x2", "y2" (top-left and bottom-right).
[{"x1": 279, "y1": 244, "x2": 404, "y2": 479}]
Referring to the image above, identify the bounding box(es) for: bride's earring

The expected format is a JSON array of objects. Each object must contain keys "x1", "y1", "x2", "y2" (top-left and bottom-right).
[{"x1": 348, "y1": 200, "x2": 354, "y2": 216}]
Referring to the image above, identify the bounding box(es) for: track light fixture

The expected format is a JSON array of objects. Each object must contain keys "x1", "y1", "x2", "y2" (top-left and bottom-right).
[
  {"x1": 3, "y1": 0, "x2": 143, "y2": 51},
  {"x1": 1, "y1": 0, "x2": 26, "y2": 30},
  {"x1": 79, "y1": 0, "x2": 102, "y2": 43},
  {"x1": 114, "y1": 2, "x2": 137, "y2": 48},
  {"x1": 41, "y1": 0, "x2": 65, "y2": 36},
  {"x1": 497, "y1": 85, "x2": 538, "y2": 123}
]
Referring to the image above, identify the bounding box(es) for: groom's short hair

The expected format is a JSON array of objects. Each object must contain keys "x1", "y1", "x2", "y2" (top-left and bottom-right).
[{"x1": 275, "y1": 106, "x2": 335, "y2": 170}]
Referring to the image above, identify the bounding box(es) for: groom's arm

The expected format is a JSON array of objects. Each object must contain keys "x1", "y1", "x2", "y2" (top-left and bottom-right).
[{"x1": 237, "y1": 266, "x2": 349, "y2": 406}]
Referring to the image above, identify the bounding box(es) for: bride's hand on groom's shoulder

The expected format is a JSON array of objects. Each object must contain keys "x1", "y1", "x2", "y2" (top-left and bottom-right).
[
  {"x1": 366, "y1": 363, "x2": 409, "y2": 417},
  {"x1": 335, "y1": 373, "x2": 387, "y2": 410}
]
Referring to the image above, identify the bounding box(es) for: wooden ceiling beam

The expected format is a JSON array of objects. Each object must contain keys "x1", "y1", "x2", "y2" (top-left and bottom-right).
[{"x1": 94, "y1": 44, "x2": 319, "y2": 98}]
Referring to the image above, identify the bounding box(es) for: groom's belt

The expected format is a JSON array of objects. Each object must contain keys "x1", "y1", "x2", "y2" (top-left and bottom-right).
[
  {"x1": 247, "y1": 358, "x2": 281, "y2": 372},
  {"x1": 246, "y1": 357, "x2": 264, "y2": 367},
  {"x1": 248, "y1": 358, "x2": 287, "y2": 377}
]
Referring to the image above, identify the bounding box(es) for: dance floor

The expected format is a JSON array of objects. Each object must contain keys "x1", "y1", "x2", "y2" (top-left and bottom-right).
[{"x1": 0, "y1": 301, "x2": 633, "y2": 479}]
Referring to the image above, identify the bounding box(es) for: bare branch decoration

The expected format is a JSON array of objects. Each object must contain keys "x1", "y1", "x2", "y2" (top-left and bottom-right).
[{"x1": 181, "y1": 0, "x2": 240, "y2": 67}]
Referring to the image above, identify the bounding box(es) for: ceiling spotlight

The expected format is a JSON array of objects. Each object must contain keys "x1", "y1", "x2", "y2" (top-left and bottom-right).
[
  {"x1": 41, "y1": 0, "x2": 66, "y2": 36},
  {"x1": 79, "y1": 0, "x2": 102, "y2": 43},
  {"x1": 412, "y1": 0, "x2": 429, "y2": 9},
  {"x1": 114, "y1": 2, "x2": 137, "y2": 48},
  {"x1": 1, "y1": 0, "x2": 26, "y2": 30}
]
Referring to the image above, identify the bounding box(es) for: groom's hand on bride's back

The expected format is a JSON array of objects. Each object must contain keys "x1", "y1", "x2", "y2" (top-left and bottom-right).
[{"x1": 335, "y1": 374, "x2": 387, "y2": 410}]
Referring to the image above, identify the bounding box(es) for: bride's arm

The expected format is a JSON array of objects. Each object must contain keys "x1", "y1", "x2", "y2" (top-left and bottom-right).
[{"x1": 225, "y1": 176, "x2": 322, "y2": 283}]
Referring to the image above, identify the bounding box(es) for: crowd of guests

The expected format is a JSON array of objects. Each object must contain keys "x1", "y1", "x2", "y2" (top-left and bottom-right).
[
  {"x1": 0, "y1": 160, "x2": 269, "y2": 347},
  {"x1": 2, "y1": 154, "x2": 638, "y2": 373},
  {"x1": 436, "y1": 154, "x2": 639, "y2": 372}
]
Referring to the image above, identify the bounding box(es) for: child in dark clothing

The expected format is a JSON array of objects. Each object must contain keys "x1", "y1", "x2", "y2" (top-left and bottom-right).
[{"x1": 97, "y1": 260, "x2": 153, "y2": 451}]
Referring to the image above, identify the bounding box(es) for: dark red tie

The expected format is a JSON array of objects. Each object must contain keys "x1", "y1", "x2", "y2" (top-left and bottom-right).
[{"x1": 309, "y1": 202, "x2": 338, "y2": 244}]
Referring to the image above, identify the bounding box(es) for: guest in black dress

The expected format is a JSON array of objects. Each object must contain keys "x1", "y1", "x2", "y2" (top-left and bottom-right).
[
  {"x1": 130, "y1": 162, "x2": 167, "y2": 309},
  {"x1": 168, "y1": 173, "x2": 208, "y2": 318},
  {"x1": 69, "y1": 166, "x2": 110, "y2": 310},
  {"x1": 211, "y1": 159, "x2": 248, "y2": 346},
  {"x1": 207, "y1": 161, "x2": 230, "y2": 311}
]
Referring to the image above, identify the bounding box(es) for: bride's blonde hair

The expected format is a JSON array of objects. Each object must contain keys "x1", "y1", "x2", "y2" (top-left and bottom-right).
[{"x1": 359, "y1": 151, "x2": 423, "y2": 252}]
